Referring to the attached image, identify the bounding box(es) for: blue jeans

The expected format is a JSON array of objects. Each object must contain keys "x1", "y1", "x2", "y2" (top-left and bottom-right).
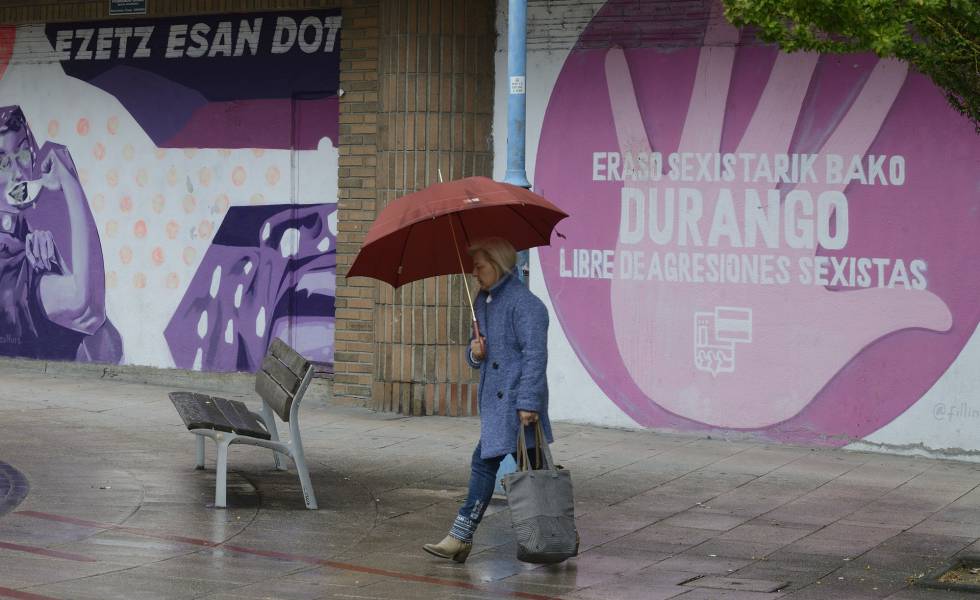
[{"x1": 451, "y1": 440, "x2": 539, "y2": 542}]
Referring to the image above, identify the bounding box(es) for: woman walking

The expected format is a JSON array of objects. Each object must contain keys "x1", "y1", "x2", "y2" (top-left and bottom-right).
[{"x1": 422, "y1": 237, "x2": 552, "y2": 563}]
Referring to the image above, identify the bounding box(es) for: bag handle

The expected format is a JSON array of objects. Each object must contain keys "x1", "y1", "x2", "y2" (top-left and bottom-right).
[{"x1": 516, "y1": 420, "x2": 555, "y2": 472}]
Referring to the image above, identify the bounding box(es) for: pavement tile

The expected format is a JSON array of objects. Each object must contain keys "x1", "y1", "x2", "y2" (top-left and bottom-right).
[
  {"x1": 729, "y1": 563, "x2": 822, "y2": 591},
  {"x1": 834, "y1": 550, "x2": 944, "y2": 576},
  {"x1": 909, "y1": 518, "x2": 980, "y2": 538},
  {"x1": 931, "y1": 506, "x2": 980, "y2": 525},
  {"x1": 765, "y1": 549, "x2": 850, "y2": 566},
  {"x1": 53, "y1": 534, "x2": 198, "y2": 565},
  {"x1": 614, "y1": 523, "x2": 717, "y2": 554},
  {"x1": 654, "y1": 553, "x2": 754, "y2": 575},
  {"x1": 783, "y1": 580, "x2": 905, "y2": 599},
  {"x1": 574, "y1": 509, "x2": 659, "y2": 532},
  {"x1": 675, "y1": 587, "x2": 788, "y2": 599},
  {"x1": 632, "y1": 565, "x2": 707, "y2": 585},
  {"x1": 29, "y1": 570, "x2": 229, "y2": 600},
  {"x1": 842, "y1": 507, "x2": 936, "y2": 528},
  {"x1": 781, "y1": 536, "x2": 879, "y2": 559},
  {"x1": 688, "y1": 537, "x2": 788, "y2": 560},
  {"x1": 687, "y1": 575, "x2": 789, "y2": 592},
  {"x1": 885, "y1": 586, "x2": 980, "y2": 599},
  {"x1": 612, "y1": 492, "x2": 705, "y2": 519},
  {"x1": 718, "y1": 523, "x2": 816, "y2": 545},
  {"x1": 0, "y1": 551, "x2": 130, "y2": 587},
  {"x1": 562, "y1": 581, "x2": 684, "y2": 600},
  {"x1": 801, "y1": 522, "x2": 904, "y2": 544},
  {"x1": 875, "y1": 532, "x2": 974, "y2": 557},
  {"x1": 574, "y1": 526, "x2": 632, "y2": 549},
  {"x1": 661, "y1": 509, "x2": 750, "y2": 531},
  {"x1": 573, "y1": 546, "x2": 665, "y2": 574}
]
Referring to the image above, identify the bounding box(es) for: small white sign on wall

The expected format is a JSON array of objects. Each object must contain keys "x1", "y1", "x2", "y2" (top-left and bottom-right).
[
  {"x1": 109, "y1": 0, "x2": 147, "y2": 15},
  {"x1": 510, "y1": 75, "x2": 526, "y2": 95}
]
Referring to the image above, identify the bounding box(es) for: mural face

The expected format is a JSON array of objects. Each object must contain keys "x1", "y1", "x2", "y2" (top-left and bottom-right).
[
  {"x1": 0, "y1": 10, "x2": 340, "y2": 370},
  {"x1": 535, "y1": 1, "x2": 980, "y2": 442}
]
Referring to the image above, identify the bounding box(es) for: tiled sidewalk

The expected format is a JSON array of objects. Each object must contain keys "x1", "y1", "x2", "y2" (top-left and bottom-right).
[{"x1": 1, "y1": 366, "x2": 980, "y2": 599}]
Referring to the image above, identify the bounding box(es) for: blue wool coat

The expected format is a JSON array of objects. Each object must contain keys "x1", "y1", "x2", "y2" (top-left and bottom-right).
[{"x1": 466, "y1": 269, "x2": 552, "y2": 459}]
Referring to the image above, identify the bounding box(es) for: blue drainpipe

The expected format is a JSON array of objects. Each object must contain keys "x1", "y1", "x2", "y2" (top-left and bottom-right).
[
  {"x1": 503, "y1": 0, "x2": 530, "y2": 191},
  {"x1": 504, "y1": 0, "x2": 531, "y2": 286},
  {"x1": 496, "y1": 0, "x2": 529, "y2": 494}
]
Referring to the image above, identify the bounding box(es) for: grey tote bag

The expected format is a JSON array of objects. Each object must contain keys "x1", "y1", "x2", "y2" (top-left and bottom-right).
[{"x1": 501, "y1": 421, "x2": 579, "y2": 564}]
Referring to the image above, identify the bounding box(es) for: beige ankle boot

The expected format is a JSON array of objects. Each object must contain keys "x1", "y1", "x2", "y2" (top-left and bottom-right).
[{"x1": 422, "y1": 534, "x2": 472, "y2": 563}]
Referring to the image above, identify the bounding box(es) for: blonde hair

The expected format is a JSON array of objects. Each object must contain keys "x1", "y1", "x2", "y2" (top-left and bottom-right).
[{"x1": 468, "y1": 237, "x2": 517, "y2": 280}]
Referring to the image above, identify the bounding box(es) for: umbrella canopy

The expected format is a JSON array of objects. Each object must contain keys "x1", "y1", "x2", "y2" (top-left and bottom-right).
[{"x1": 347, "y1": 176, "x2": 568, "y2": 288}]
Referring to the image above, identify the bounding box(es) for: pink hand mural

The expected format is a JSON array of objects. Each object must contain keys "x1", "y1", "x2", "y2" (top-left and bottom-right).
[
  {"x1": 535, "y1": 0, "x2": 980, "y2": 442},
  {"x1": 605, "y1": 14, "x2": 951, "y2": 428}
]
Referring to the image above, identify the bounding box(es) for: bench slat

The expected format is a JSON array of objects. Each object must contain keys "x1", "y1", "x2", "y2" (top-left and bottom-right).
[
  {"x1": 261, "y1": 354, "x2": 300, "y2": 395},
  {"x1": 169, "y1": 392, "x2": 271, "y2": 440},
  {"x1": 255, "y1": 370, "x2": 293, "y2": 422},
  {"x1": 170, "y1": 392, "x2": 234, "y2": 433},
  {"x1": 269, "y1": 337, "x2": 309, "y2": 379},
  {"x1": 213, "y1": 397, "x2": 270, "y2": 440}
]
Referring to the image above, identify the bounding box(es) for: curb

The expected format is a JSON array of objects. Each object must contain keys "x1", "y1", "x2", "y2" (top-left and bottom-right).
[{"x1": 0, "y1": 357, "x2": 350, "y2": 407}]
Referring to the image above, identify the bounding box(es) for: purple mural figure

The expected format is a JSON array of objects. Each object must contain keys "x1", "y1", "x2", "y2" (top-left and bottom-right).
[
  {"x1": 165, "y1": 204, "x2": 336, "y2": 373},
  {"x1": 0, "y1": 105, "x2": 121, "y2": 361}
]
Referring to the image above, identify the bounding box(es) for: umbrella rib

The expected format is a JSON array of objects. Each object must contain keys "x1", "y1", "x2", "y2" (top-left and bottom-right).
[
  {"x1": 394, "y1": 221, "x2": 416, "y2": 288},
  {"x1": 455, "y1": 212, "x2": 474, "y2": 249},
  {"x1": 505, "y1": 203, "x2": 550, "y2": 244}
]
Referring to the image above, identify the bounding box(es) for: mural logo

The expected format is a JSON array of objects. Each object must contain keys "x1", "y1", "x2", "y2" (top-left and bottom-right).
[
  {"x1": 694, "y1": 306, "x2": 751, "y2": 377},
  {"x1": 536, "y1": 1, "x2": 980, "y2": 441}
]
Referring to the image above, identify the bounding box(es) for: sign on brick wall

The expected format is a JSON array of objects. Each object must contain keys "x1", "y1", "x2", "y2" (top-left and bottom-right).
[{"x1": 109, "y1": 0, "x2": 146, "y2": 16}]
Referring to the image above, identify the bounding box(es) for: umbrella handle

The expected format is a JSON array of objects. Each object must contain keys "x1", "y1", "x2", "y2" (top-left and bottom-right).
[
  {"x1": 473, "y1": 319, "x2": 486, "y2": 351},
  {"x1": 448, "y1": 213, "x2": 483, "y2": 352}
]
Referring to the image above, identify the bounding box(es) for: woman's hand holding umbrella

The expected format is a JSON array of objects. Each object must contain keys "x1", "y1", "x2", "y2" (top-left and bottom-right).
[{"x1": 470, "y1": 336, "x2": 487, "y2": 361}]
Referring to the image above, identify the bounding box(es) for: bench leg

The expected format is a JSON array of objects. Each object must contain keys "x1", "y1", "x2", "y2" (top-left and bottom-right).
[
  {"x1": 214, "y1": 439, "x2": 229, "y2": 508},
  {"x1": 289, "y1": 425, "x2": 317, "y2": 510},
  {"x1": 195, "y1": 436, "x2": 206, "y2": 470},
  {"x1": 293, "y1": 450, "x2": 317, "y2": 510},
  {"x1": 260, "y1": 402, "x2": 288, "y2": 471}
]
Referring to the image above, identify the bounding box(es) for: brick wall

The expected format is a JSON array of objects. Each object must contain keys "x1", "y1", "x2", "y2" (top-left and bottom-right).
[{"x1": 365, "y1": 0, "x2": 496, "y2": 416}]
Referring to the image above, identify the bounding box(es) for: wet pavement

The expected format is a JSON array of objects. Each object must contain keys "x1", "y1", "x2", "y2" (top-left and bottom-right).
[{"x1": 2, "y1": 366, "x2": 980, "y2": 599}]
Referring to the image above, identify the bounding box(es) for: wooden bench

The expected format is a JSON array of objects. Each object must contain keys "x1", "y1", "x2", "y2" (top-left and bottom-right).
[{"x1": 170, "y1": 338, "x2": 318, "y2": 509}]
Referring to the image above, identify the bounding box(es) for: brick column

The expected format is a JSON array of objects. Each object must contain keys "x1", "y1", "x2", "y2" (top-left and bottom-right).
[
  {"x1": 333, "y1": 0, "x2": 380, "y2": 401},
  {"x1": 370, "y1": 0, "x2": 496, "y2": 416}
]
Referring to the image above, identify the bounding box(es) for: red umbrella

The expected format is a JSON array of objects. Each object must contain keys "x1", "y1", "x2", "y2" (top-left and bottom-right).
[{"x1": 347, "y1": 175, "x2": 568, "y2": 338}]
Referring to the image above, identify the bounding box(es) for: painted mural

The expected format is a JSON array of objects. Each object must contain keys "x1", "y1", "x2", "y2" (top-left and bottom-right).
[
  {"x1": 0, "y1": 10, "x2": 340, "y2": 371},
  {"x1": 532, "y1": 1, "x2": 980, "y2": 444},
  {"x1": 0, "y1": 105, "x2": 121, "y2": 362}
]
